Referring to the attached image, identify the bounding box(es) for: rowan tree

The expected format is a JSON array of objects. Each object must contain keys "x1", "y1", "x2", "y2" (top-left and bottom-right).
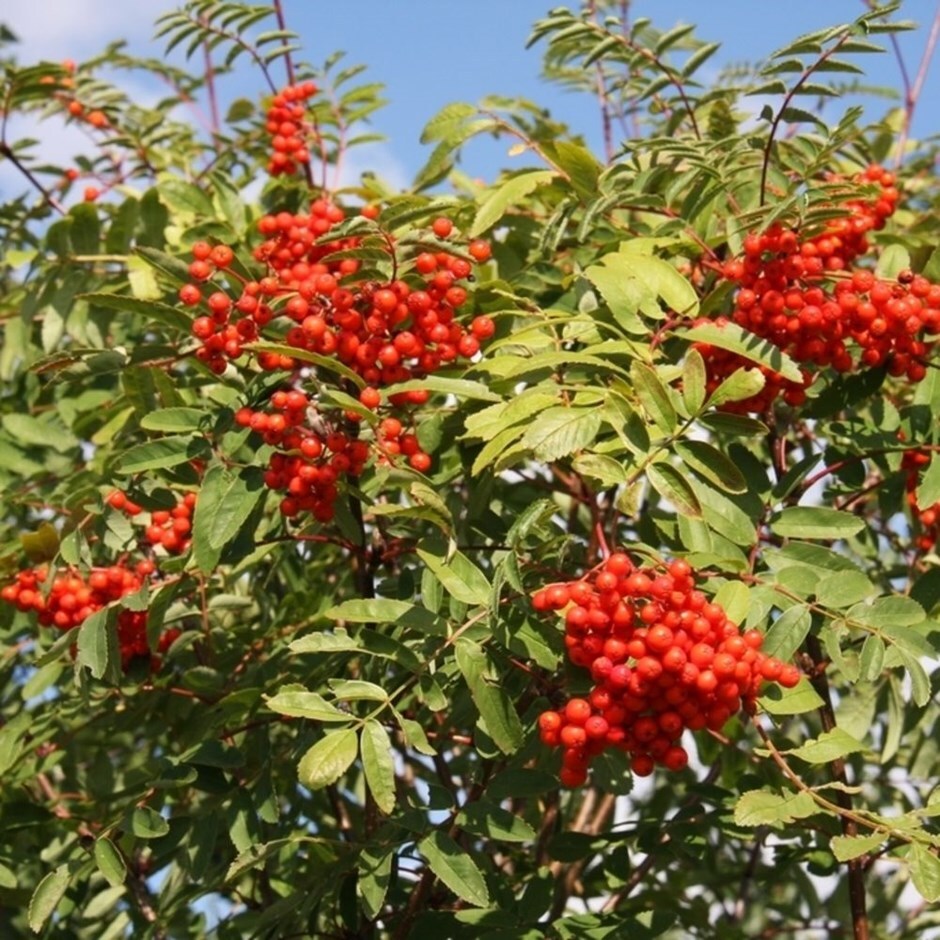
[{"x1": 1, "y1": 2, "x2": 939, "y2": 938}]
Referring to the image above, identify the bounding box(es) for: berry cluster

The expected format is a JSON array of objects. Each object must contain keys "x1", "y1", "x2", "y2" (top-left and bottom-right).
[
  {"x1": 251, "y1": 205, "x2": 495, "y2": 387},
  {"x1": 695, "y1": 165, "x2": 939, "y2": 413},
  {"x1": 0, "y1": 563, "x2": 178, "y2": 670},
  {"x1": 41, "y1": 60, "x2": 110, "y2": 133},
  {"x1": 108, "y1": 490, "x2": 196, "y2": 555},
  {"x1": 902, "y1": 449, "x2": 940, "y2": 552},
  {"x1": 234, "y1": 390, "x2": 371, "y2": 521},
  {"x1": 533, "y1": 553, "x2": 799, "y2": 786},
  {"x1": 65, "y1": 98, "x2": 109, "y2": 130},
  {"x1": 264, "y1": 81, "x2": 318, "y2": 176},
  {"x1": 177, "y1": 207, "x2": 494, "y2": 521},
  {"x1": 179, "y1": 204, "x2": 494, "y2": 383}
]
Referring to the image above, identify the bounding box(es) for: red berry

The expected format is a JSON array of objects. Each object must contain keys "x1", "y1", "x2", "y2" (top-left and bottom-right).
[{"x1": 431, "y1": 218, "x2": 453, "y2": 238}]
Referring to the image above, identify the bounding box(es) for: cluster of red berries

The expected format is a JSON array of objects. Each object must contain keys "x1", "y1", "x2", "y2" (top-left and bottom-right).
[
  {"x1": 695, "y1": 165, "x2": 939, "y2": 413},
  {"x1": 40, "y1": 60, "x2": 110, "y2": 132},
  {"x1": 264, "y1": 81, "x2": 318, "y2": 176},
  {"x1": 373, "y1": 415, "x2": 431, "y2": 471},
  {"x1": 177, "y1": 207, "x2": 494, "y2": 521},
  {"x1": 65, "y1": 98, "x2": 109, "y2": 130},
  {"x1": 0, "y1": 563, "x2": 178, "y2": 670},
  {"x1": 179, "y1": 205, "x2": 495, "y2": 384},
  {"x1": 107, "y1": 490, "x2": 196, "y2": 555},
  {"x1": 902, "y1": 449, "x2": 940, "y2": 552},
  {"x1": 250, "y1": 205, "x2": 495, "y2": 387},
  {"x1": 533, "y1": 553, "x2": 800, "y2": 786},
  {"x1": 234, "y1": 390, "x2": 371, "y2": 520},
  {"x1": 234, "y1": 390, "x2": 438, "y2": 519}
]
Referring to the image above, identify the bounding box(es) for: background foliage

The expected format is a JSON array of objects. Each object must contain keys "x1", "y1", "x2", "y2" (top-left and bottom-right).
[{"x1": 1, "y1": 1, "x2": 940, "y2": 937}]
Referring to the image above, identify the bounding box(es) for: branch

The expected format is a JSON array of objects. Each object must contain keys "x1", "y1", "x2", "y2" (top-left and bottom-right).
[
  {"x1": 802, "y1": 635, "x2": 869, "y2": 940},
  {"x1": 0, "y1": 142, "x2": 66, "y2": 215},
  {"x1": 759, "y1": 32, "x2": 852, "y2": 205}
]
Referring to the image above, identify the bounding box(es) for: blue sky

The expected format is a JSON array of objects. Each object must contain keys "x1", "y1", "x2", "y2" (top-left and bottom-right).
[
  {"x1": 285, "y1": 0, "x2": 939, "y2": 183},
  {"x1": 1, "y1": 0, "x2": 938, "y2": 193}
]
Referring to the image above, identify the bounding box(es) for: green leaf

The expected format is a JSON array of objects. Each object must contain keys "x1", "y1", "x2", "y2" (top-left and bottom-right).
[
  {"x1": 758, "y1": 678, "x2": 824, "y2": 715},
  {"x1": 631, "y1": 361, "x2": 676, "y2": 434},
  {"x1": 814, "y1": 571, "x2": 874, "y2": 608},
  {"x1": 191, "y1": 464, "x2": 266, "y2": 573},
  {"x1": 420, "y1": 101, "x2": 477, "y2": 143},
  {"x1": 779, "y1": 106, "x2": 827, "y2": 129},
  {"x1": 456, "y1": 801, "x2": 537, "y2": 843},
  {"x1": 708, "y1": 368, "x2": 767, "y2": 408},
  {"x1": 419, "y1": 831, "x2": 490, "y2": 908},
  {"x1": 130, "y1": 806, "x2": 170, "y2": 839},
  {"x1": 784, "y1": 728, "x2": 867, "y2": 764},
  {"x1": 875, "y1": 243, "x2": 910, "y2": 280},
  {"x1": 521, "y1": 407, "x2": 602, "y2": 461},
  {"x1": 585, "y1": 245, "x2": 698, "y2": 335},
  {"x1": 360, "y1": 720, "x2": 396, "y2": 815},
  {"x1": 82, "y1": 291, "x2": 190, "y2": 331},
  {"x1": 298, "y1": 729, "x2": 359, "y2": 790},
  {"x1": 128, "y1": 256, "x2": 163, "y2": 300},
  {"x1": 289, "y1": 631, "x2": 359, "y2": 655},
  {"x1": 76, "y1": 607, "x2": 119, "y2": 683},
  {"x1": 584, "y1": 254, "x2": 647, "y2": 335},
  {"x1": 647, "y1": 463, "x2": 702, "y2": 518},
  {"x1": 682, "y1": 348, "x2": 707, "y2": 414},
  {"x1": 830, "y1": 832, "x2": 884, "y2": 862},
  {"x1": 910, "y1": 844, "x2": 940, "y2": 902},
  {"x1": 470, "y1": 170, "x2": 555, "y2": 237},
  {"x1": 140, "y1": 407, "x2": 205, "y2": 433},
  {"x1": 682, "y1": 321, "x2": 802, "y2": 382},
  {"x1": 397, "y1": 716, "x2": 437, "y2": 756},
  {"x1": 68, "y1": 203, "x2": 101, "y2": 254},
  {"x1": 358, "y1": 847, "x2": 393, "y2": 919},
  {"x1": 382, "y1": 375, "x2": 501, "y2": 403},
  {"x1": 265, "y1": 689, "x2": 349, "y2": 721},
  {"x1": 857, "y1": 634, "x2": 885, "y2": 682},
  {"x1": 713, "y1": 581, "x2": 750, "y2": 625},
  {"x1": 571, "y1": 453, "x2": 631, "y2": 488},
  {"x1": 116, "y1": 435, "x2": 208, "y2": 475},
  {"x1": 94, "y1": 838, "x2": 127, "y2": 888},
  {"x1": 674, "y1": 440, "x2": 747, "y2": 494},
  {"x1": 329, "y1": 679, "x2": 388, "y2": 702},
  {"x1": 248, "y1": 342, "x2": 364, "y2": 387},
  {"x1": 416, "y1": 543, "x2": 491, "y2": 607},
  {"x1": 464, "y1": 391, "x2": 558, "y2": 442},
  {"x1": 699, "y1": 412, "x2": 768, "y2": 437},
  {"x1": 771, "y1": 507, "x2": 865, "y2": 540},
  {"x1": 850, "y1": 597, "x2": 927, "y2": 629},
  {"x1": 455, "y1": 640, "x2": 523, "y2": 754},
  {"x1": 604, "y1": 392, "x2": 650, "y2": 455},
  {"x1": 158, "y1": 178, "x2": 215, "y2": 217},
  {"x1": 325, "y1": 598, "x2": 448, "y2": 634},
  {"x1": 886, "y1": 639, "x2": 932, "y2": 707},
  {"x1": 916, "y1": 454, "x2": 940, "y2": 509},
  {"x1": 3, "y1": 413, "x2": 76, "y2": 452},
  {"x1": 28, "y1": 864, "x2": 70, "y2": 933},
  {"x1": 734, "y1": 789, "x2": 817, "y2": 828},
  {"x1": 545, "y1": 140, "x2": 602, "y2": 199}
]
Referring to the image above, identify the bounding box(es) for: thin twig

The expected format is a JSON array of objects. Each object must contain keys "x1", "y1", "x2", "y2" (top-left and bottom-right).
[
  {"x1": 200, "y1": 25, "x2": 222, "y2": 150},
  {"x1": 587, "y1": 0, "x2": 615, "y2": 162},
  {"x1": 759, "y1": 32, "x2": 853, "y2": 205},
  {"x1": 803, "y1": 635, "x2": 869, "y2": 940},
  {"x1": 0, "y1": 142, "x2": 66, "y2": 214}
]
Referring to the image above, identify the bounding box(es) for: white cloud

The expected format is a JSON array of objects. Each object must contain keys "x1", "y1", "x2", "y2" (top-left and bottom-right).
[{"x1": 4, "y1": 1, "x2": 169, "y2": 64}]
